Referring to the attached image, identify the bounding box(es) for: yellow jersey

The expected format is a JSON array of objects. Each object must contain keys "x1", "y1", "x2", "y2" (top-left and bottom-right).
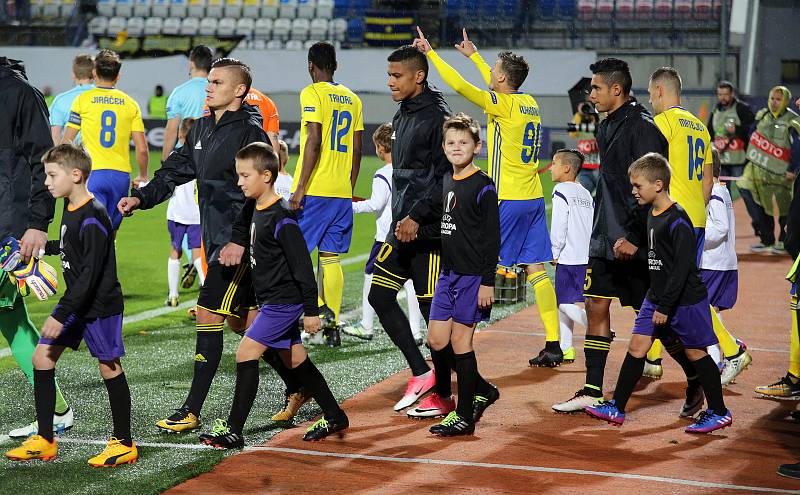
[
  {"x1": 292, "y1": 81, "x2": 364, "y2": 198},
  {"x1": 66, "y1": 86, "x2": 144, "y2": 173},
  {"x1": 654, "y1": 106, "x2": 712, "y2": 228},
  {"x1": 427, "y1": 50, "x2": 543, "y2": 201}
]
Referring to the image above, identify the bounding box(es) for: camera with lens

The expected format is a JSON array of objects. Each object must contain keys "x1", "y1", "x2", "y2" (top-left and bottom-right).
[{"x1": 567, "y1": 101, "x2": 598, "y2": 134}]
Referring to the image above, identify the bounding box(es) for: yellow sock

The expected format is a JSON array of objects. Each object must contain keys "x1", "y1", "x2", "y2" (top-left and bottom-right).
[
  {"x1": 320, "y1": 254, "x2": 343, "y2": 322},
  {"x1": 711, "y1": 306, "x2": 740, "y2": 358},
  {"x1": 528, "y1": 271, "x2": 559, "y2": 342},
  {"x1": 790, "y1": 295, "x2": 800, "y2": 377},
  {"x1": 646, "y1": 339, "x2": 663, "y2": 361}
]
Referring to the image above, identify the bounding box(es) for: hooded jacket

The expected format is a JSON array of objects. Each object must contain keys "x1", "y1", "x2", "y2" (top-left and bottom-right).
[
  {"x1": 0, "y1": 57, "x2": 55, "y2": 240},
  {"x1": 389, "y1": 84, "x2": 451, "y2": 243},
  {"x1": 590, "y1": 98, "x2": 667, "y2": 260},
  {"x1": 133, "y1": 103, "x2": 267, "y2": 263}
]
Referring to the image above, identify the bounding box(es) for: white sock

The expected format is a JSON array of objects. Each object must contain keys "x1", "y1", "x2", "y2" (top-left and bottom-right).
[
  {"x1": 362, "y1": 274, "x2": 375, "y2": 332},
  {"x1": 404, "y1": 279, "x2": 422, "y2": 339},
  {"x1": 193, "y1": 257, "x2": 205, "y2": 286},
  {"x1": 708, "y1": 344, "x2": 723, "y2": 366},
  {"x1": 558, "y1": 309, "x2": 574, "y2": 351},
  {"x1": 167, "y1": 258, "x2": 181, "y2": 298},
  {"x1": 559, "y1": 303, "x2": 587, "y2": 328}
]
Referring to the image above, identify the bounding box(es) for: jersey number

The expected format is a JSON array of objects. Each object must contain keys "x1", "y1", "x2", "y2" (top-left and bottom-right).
[
  {"x1": 687, "y1": 135, "x2": 705, "y2": 181},
  {"x1": 330, "y1": 110, "x2": 352, "y2": 153},
  {"x1": 521, "y1": 122, "x2": 541, "y2": 164},
  {"x1": 99, "y1": 110, "x2": 116, "y2": 148}
]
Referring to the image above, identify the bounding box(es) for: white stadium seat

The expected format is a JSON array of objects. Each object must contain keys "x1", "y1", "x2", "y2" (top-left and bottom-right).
[
  {"x1": 30, "y1": 0, "x2": 44, "y2": 18},
  {"x1": 41, "y1": 0, "x2": 60, "y2": 17},
  {"x1": 261, "y1": 0, "x2": 278, "y2": 18},
  {"x1": 328, "y1": 17, "x2": 345, "y2": 41},
  {"x1": 309, "y1": 17, "x2": 327, "y2": 39},
  {"x1": 150, "y1": 0, "x2": 169, "y2": 16},
  {"x1": 235, "y1": 17, "x2": 255, "y2": 36},
  {"x1": 217, "y1": 17, "x2": 236, "y2": 35},
  {"x1": 198, "y1": 17, "x2": 218, "y2": 35},
  {"x1": 206, "y1": 0, "x2": 224, "y2": 18},
  {"x1": 296, "y1": 0, "x2": 315, "y2": 19},
  {"x1": 266, "y1": 39, "x2": 283, "y2": 50},
  {"x1": 241, "y1": 0, "x2": 260, "y2": 17},
  {"x1": 144, "y1": 16, "x2": 163, "y2": 34},
  {"x1": 187, "y1": 0, "x2": 206, "y2": 17},
  {"x1": 59, "y1": 0, "x2": 76, "y2": 17},
  {"x1": 253, "y1": 17, "x2": 273, "y2": 38},
  {"x1": 114, "y1": 0, "x2": 133, "y2": 17},
  {"x1": 88, "y1": 15, "x2": 109, "y2": 35},
  {"x1": 169, "y1": 0, "x2": 188, "y2": 17},
  {"x1": 285, "y1": 39, "x2": 303, "y2": 50},
  {"x1": 132, "y1": 0, "x2": 150, "y2": 17},
  {"x1": 162, "y1": 16, "x2": 181, "y2": 34},
  {"x1": 278, "y1": 0, "x2": 296, "y2": 18},
  {"x1": 96, "y1": 0, "x2": 115, "y2": 17},
  {"x1": 290, "y1": 18, "x2": 309, "y2": 40},
  {"x1": 252, "y1": 39, "x2": 266, "y2": 49},
  {"x1": 223, "y1": 0, "x2": 242, "y2": 17},
  {"x1": 272, "y1": 17, "x2": 291, "y2": 40},
  {"x1": 315, "y1": 0, "x2": 332, "y2": 18},
  {"x1": 180, "y1": 17, "x2": 200, "y2": 35},
  {"x1": 303, "y1": 39, "x2": 317, "y2": 49},
  {"x1": 107, "y1": 16, "x2": 127, "y2": 35},
  {"x1": 126, "y1": 16, "x2": 145, "y2": 36}
]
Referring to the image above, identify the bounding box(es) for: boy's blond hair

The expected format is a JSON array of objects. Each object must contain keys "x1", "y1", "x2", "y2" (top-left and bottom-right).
[
  {"x1": 628, "y1": 152, "x2": 671, "y2": 190},
  {"x1": 236, "y1": 142, "x2": 279, "y2": 184},
  {"x1": 278, "y1": 140, "x2": 289, "y2": 169},
  {"x1": 442, "y1": 113, "x2": 481, "y2": 145},
  {"x1": 372, "y1": 123, "x2": 392, "y2": 152},
  {"x1": 42, "y1": 143, "x2": 92, "y2": 180}
]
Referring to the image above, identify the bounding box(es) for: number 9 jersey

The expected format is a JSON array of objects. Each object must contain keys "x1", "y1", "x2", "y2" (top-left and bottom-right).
[
  {"x1": 293, "y1": 81, "x2": 364, "y2": 199},
  {"x1": 66, "y1": 86, "x2": 145, "y2": 173}
]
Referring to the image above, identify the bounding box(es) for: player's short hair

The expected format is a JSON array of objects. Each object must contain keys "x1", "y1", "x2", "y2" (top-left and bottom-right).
[
  {"x1": 43, "y1": 143, "x2": 92, "y2": 181},
  {"x1": 236, "y1": 142, "x2": 279, "y2": 184},
  {"x1": 308, "y1": 41, "x2": 337, "y2": 74},
  {"x1": 650, "y1": 66, "x2": 682, "y2": 94},
  {"x1": 712, "y1": 147, "x2": 721, "y2": 178},
  {"x1": 179, "y1": 118, "x2": 195, "y2": 138},
  {"x1": 497, "y1": 51, "x2": 529, "y2": 90},
  {"x1": 443, "y1": 113, "x2": 481, "y2": 145},
  {"x1": 554, "y1": 148, "x2": 584, "y2": 175},
  {"x1": 94, "y1": 49, "x2": 122, "y2": 81},
  {"x1": 211, "y1": 57, "x2": 252, "y2": 99},
  {"x1": 387, "y1": 45, "x2": 428, "y2": 79},
  {"x1": 717, "y1": 80, "x2": 736, "y2": 93},
  {"x1": 72, "y1": 54, "x2": 94, "y2": 80},
  {"x1": 629, "y1": 152, "x2": 671, "y2": 190},
  {"x1": 372, "y1": 122, "x2": 393, "y2": 152},
  {"x1": 190, "y1": 45, "x2": 213, "y2": 73},
  {"x1": 590, "y1": 58, "x2": 632, "y2": 95},
  {"x1": 277, "y1": 139, "x2": 289, "y2": 169}
]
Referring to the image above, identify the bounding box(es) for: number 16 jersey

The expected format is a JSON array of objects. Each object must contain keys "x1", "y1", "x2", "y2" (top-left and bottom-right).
[
  {"x1": 293, "y1": 81, "x2": 364, "y2": 199},
  {"x1": 67, "y1": 86, "x2": 144, "y2": 173}
]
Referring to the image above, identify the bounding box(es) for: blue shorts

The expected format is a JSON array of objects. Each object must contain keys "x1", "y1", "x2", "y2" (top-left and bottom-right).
[
  {"x1": 694, "y1": 227, "x2": 705, "y2": 267},
  {"x1": 167, "y1": 220, "x2": 201, "y2": 251},
  {"x1": 498, "y1": 198, "x2": 552, "y2": 267},
  {"x1": 555, "y1": 264, "x2": 586, "y2": 305},
  {"x1": 40, "y1": 312, "x2": 125, "y2": 361},
  {"x1": 245, "y1": 304, "x2": 303, "y2": 349},
  {"x1": 700, "y1": 269, "x2": 738, "y2": 310},
  {"x1": 295, "y1": 196, "x2": 353, "y2": 254},
  {"x1": 632, "y1": 298, "x2": 717, "y2": 349},
  {"x1": 429, "y1": 270, "x2": 491, "y2": 325},
  {"x1": 88, "y1": 169, "x2": 130, "y2": 230}
]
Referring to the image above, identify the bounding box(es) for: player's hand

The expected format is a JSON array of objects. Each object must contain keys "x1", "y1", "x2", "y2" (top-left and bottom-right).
[
  {"x1": 219, "y1": 242, "x2": 244, "y2": 266},
  {"x1": 289, "y1": 188, "x2": 306, "y2": 210},
  {"x1": 786, "y1": 171, "x2": 797, "y2": 182},
  {"x1": 117, "y1": 196, "x2": 141, "y2": 217},
  {"x1": 131, "y1": 175, "x2": 148, "y2": 189},
  {"x1": 652, "y1": 311, "x2": 668, "y2": 326},
  {"x1": 613, "y1": 238, "x2": 638, "y2": 260},
  {"x1": 413, "y1": 26, "x2": 432, "y2": 54},
  {"x1": 455, "y1": 28, "x2": 477, "y2": 57},
  {"x1": 304, "y1": 315, "x2": 322, "y2": 334},
  {"x1": 478, "y1": 285, "x2": 494, "y2": 309},
  {"x1": 19, "y1": 229, "x2": 47, "y2": 262},
  {"x1": 41, "y1": 316, "x2": 64, "y2": 339},
  {"x1": 395, "y1": 216, "x2": 420, "y2": 242}
]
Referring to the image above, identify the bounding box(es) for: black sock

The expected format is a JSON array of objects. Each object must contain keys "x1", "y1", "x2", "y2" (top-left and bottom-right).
[
  {"x1": 664, "y1": 338, "x2": 700, "y2": 387},
  {"x1": 104, "y1": 373, "x2": 132, "y2": 445},
  {"x1": 227, "y1": 360, "x2": 259, "y2": 434},
  {"x1": 293, "y1": 358, "x2": 343, "y2": 419},
  {"x1": 611, "y1": 353, "x2": 646, "y2": 413},
  {"x1": 368, "y1": 285, "x2": 430, "y2": 376},
  {"x1": 34, "y1": 368, "x2": 56, "y2": 442},
  {"x1": 430, "y1": 344, "x2": 453, "y2": 397},
  {"x1": 262, "y1": 348, "x2": 301, "y2": 395},
  {"x1": 454, "y1": 352, "x2": 478, "y2": 420},
  {"x1": 475, "y1": 372, "x2": 492, "y2": 397},
  {"x1": 185, "y1": 330, "x2": 224, "y2": 415},
  {"x1": 692, "y1": 355, "x2": 727, "y2": 415},
  {"x1": 584, "y1": 335, "x2": 612, "y2": 397}
]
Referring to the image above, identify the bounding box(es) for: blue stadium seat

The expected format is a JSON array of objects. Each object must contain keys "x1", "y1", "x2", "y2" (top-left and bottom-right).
[{"x1": 346, "y1": 17, "x2": 364, "y2": 44}]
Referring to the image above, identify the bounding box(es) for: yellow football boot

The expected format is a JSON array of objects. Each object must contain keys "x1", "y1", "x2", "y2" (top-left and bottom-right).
[
  {"x1": 5, "y1": 435, "x2": 57, "y2": 461},
  {"x1": 88, "y1": 437, "x2": 138, "y2": 467}
]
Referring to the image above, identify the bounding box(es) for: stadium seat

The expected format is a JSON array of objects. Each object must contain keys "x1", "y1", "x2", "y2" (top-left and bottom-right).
[
  {"x1": 217, "y1": 17, "x2": 236, "y2": 35},
  {"x1": 616, "y1": 0, "x2": 633, "y2": 19},
  {"x1": 635, "y1": 0, "x2": 653, "y2": 19},
  {"x1": 199, "y1": 17, "x2": 218, "y2": 34},
  {"x1": 266, "y1": 39, "x2": 283, "y2": 49},
  {"x1": 187, "y1": 0, "x2": 206, "y2": 18},
  {"x1": 236, "y1": 17, "x2": 255, "y2": 36},
  {"x1": 577, "y1": 0, "x2": 595, "y2": 20},
  {"x1": 132, "y1": 0, "x2": 150, "y2": 17},
  {"x1": 595, "y1": 0, "x2": 613, "y2": 18},
  {"x1": 674, "y1": 0, "x2": 692, "y2": 18},
  {"x1": 285, "y1": 39, "x2": 304, "y2": 50},
  {"x1": 206, "y1": 0, "x2": 224, "y2": 17},
  {"x1": 262, "y1": 0, "x2": 278, "y2": 18},
  {"x1": 126, "y1": 16, "x2": 145, "y2": 36},
  {"x1": 144, "y1": 16, "x2": 163, "y2": 34},
  {"x1": 241, "y1": 0, "x2": 259, "y2": 17},
  {"x1": 654, "y1": 0, "x2": 672, "y2": 19},
  {"x1": 114, "y1": 0, "x2": 133, "y2": 17},
  {"x1": 169, "y1": 0, "x2": 188, "y2": 17},
  {"x1": 41, "y1": 0, "x2": 60, "y2": 17},
  {"x1": 30, "y1": 0, "x2": 44, "y2": 18},
  {"x1": 251, "y1": 38, "x2": 266, "y2": 49},
  {"x1": 345, "y1": 17, "x2": 361, "y2": 43},
  {"x1": 315, "y1": 0, "x2": 332, "y2": 18},
  {"x1": 59, "y1": 0, "x2": 76, "y2": 17},
  {"x1": 253, "y1": 17, "x2": 273, "y2": 38},
  {"x1": 272, "y1": 17, "x2": 291, "y2": 40},
  {"x1": 296, "y1": 0, "x2": 315, "y2": 18},
  {"x1": 88, "y1": 15, "x2": 109, "y2": 35},
  {"x1": 162, "y1": 16, "x2": 181, "y2": 34},
  {"x1": 107, "y1": 16, "x2": 127, "y2": 35},
  {"x1": 223, "y1": 0, "x2": 242, "y2": 17},
  {"x1": 180, "y1": 17, "x2": 200, "y2": 35},
  {"x1": 309, "y1": 17, "x2": 327, "y2": 39},
  {"x1": 290, "y1": 18, "x2": 310, "y2": 40},
  {"x1": 329, "y1": 17, "x2": 346, "y2": 41},
  {"x1": 303, "y1": 39, "x2": 317, "y2": 49},
  {"x1": 96, "y1": 0, "x2": 115, "y2": 17},
  {"x1": 694, "y1": 0, "x2": 712, "y2": 19},
  {"x1": 279, "y1": 0, "x2": 296, "y2": 18},
  {"x1": 150, "y1": 0, "x2": 169, "y2": 16}
]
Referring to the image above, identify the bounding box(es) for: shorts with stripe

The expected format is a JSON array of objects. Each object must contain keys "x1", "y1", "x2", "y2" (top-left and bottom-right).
[
  {"x1": 498, "y1": 198, "x2": 552, "y2": 267},
  {"x1": 197, "y1": 262, "x2": 257, "y2": 318},
  {"x1": 370, "y1": 240, "x2": 441, "y2": 302}
]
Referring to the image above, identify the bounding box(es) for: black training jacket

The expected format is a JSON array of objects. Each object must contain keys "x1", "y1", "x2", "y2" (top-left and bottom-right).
[
  {"x1": 590, "y1": 98, "x2": 667, "y2": 260},
  {"x1": 389, "y1": 84, "x2": 451, "y2": 242},
  {"x1": 133, "y1": 104, "x2": 267, "y2": 263},
  {"x1": 0, "y1": 57, "x2": 55, "y2": 240}
]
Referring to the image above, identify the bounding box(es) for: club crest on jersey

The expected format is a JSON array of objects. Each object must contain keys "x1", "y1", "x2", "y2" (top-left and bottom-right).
[{"x1": 445, "y1": 191, "x2": 457, "y2": 213}]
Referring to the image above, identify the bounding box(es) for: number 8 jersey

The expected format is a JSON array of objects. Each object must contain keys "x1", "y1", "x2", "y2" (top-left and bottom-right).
[
  {"x1": 293, "y1": 81, "x2": 364, "y2": 199},
  {"x1": 66, "y1": 86, "x2": 145, "y2": 173}
]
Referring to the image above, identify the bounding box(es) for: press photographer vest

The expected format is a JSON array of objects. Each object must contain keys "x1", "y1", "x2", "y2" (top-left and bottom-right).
[
  {"x1": 746, "y1": 108, "x2": 800, "y2": 175},
  {"x1": 712, "y1": 105, "x2": 746, "y2": 165}
]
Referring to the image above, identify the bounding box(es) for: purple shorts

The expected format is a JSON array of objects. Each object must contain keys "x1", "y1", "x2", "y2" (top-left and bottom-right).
[
  {"x1": 430, "y1": 270, "x2": 491, "y2": 325},
  {"x1": 245, "y1": 304, "x2": 303, "y2": 349},
  {"x1": 555, "y1": 264, "x2": 586, "y2": 305},
  {"x1": 633, "y1": 298, "x2": 717, "y2": 349},
  {"x1": 40, "y1": 312, "x2": 125, "y2": 361},
  {"x1": 364, "y1": 241, "x2": 382, "y2": 275},
  {"x1": 700, "y1": 269, "x2": 738, "y2": 310},
  {"x1": 167, "y1": 220, "x2": 202, "y2": 252}
]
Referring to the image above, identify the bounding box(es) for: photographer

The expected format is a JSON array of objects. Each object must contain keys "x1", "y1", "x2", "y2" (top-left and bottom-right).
[{"x1": 569, "y1": 101, "x2": 600, "y2": 193}]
